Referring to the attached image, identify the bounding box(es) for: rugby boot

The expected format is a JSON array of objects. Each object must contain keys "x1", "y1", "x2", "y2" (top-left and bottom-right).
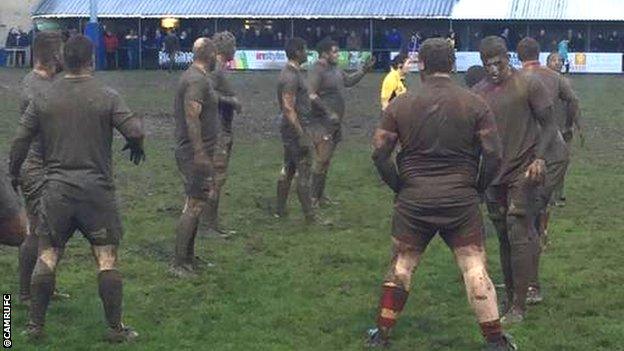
[
  {"x1": 483, "y1": 332, "x2": 517, "y2": 351},
  {"x1": 105, "y1": 325, "x2": 139, "y2": 343},
  {"x1": 22, "y1": 322, "x2": 45, "y2": 340},
  {"x1": 501, "y1": 307, "x2": 525, "y2": 326},
  {"x1": 525, "y1": 286, "x2": 543, "y2": 305},
  {"x1": 366, "y1": 327, "x2": 390, "y2": 348}
]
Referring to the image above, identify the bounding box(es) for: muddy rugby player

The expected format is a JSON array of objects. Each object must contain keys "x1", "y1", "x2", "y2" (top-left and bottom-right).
[
  {"x1": 307, "y1": 37, "x2": 375, "y2": 208},
  {"x1": 202, "y1": 31, "x2": 243, "y2": 236},
  {"x1": 9, "y1": 35, "x2": 145, "y2": 342},
  {"x1": 274, "y1": 37, "x2": 330, "y2": 224},
  {"x1": 517, "y1": 37, "x2": 581, "y2": 303},
  {"x1": 171, "y1": 38, "x2": 220, "y2": 278},
  {"x1": 366, "y1": 38, "x2": 516, "y2": 350},
  {"x1": 472, "y1": 36, "x2": 557, "y2": 325},
  {"x1": 15, "y1": 31, "x2": 71, "y2": 305},
  {"x1": 547, "y1": 52, "x2": 583, "y2": 206}
]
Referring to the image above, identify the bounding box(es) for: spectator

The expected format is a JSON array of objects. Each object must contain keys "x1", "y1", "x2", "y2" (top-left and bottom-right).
[
  {"x1": 592, "y1": 32, "x2": 607, "y2": 52},
  {"x1": 469, "y1": 30, "x2": 482, "y2": 50},
  {"x1": 142, "y1": 29, "x2": 154, "y2": 49},
  {"x1": 346, "y1": 30, "x2": 362, "y2": 51},
  {"x1": 125, "y1": 29, "x2": 139, "y2": 69},
  {"x1": 261, "y1": 28, "x2": 274, "y2": 47},
  {"x1": 327, "y1": 25, "x2": 338, "y2": 41},
  {"x1": 104, "y1": 30, "x2": 119, "y2": 70},
  {"x1": 314, "y1": 26, "x2": 324, "y2": 47},
  {"x1": 163, "y1": 29, "x2": 180, "y2": 72},
  {"x1": 500, "y1": 27, "x2": 511, "y2": 49},
  {"x1": 536, "y1": 29, "x2": 549, "y2": 51},
  {"x1": 408, "y1": 31, "x2": 422, "y2": 53},
  {"x1": 5, "y1": 27, "x2": 18, "y2": 47},
  {"x1": 374, "y1": 30, "x2": 385, "y2": 49},
  {"x1": 303, "y1": 27, "x2": 314, "y2": 46},
  {"x1": 387, "y1": 28, "x2": 402, "y2": 49},
  {"x1": 447, "y1": 30, "x2": 460, "y2": 50},
  {"x1": 274, "y1": 31, "x2": 286, "y2": 48},
  {"x1": 362, "y1": 27, "x2": 371, "y2": 49},
  {"x1": 154, "y1": 29, "x2": 164, "y2": 50},
  {"x1": 338, "y1": 29, "x2": 349, "y2": 48},
  {"x1": 608, "y1": 31, "x2": 621, "y2": 52},
  {"x1": 15, "y1": 28, "x2": 30, "y2": 67},
  {"x1": 179, "y1": 30, "x2": 190, "y2": 49},
  {"x1": 570, "y1": 31, "x2": 585, "y2": 52},
  {"x1": 558, "y1": 38, "x2": 570, "y2": 73}
]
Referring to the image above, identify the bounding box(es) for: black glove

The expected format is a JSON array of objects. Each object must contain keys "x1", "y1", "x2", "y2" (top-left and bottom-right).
[{"x1": 122, "y1": 142, "x2": 146, "y2": 165}]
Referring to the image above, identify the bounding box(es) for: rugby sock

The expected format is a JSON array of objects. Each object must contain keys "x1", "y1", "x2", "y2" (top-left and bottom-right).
[
  {"x1": 479, "y1": 319, "x2": 503, "y2": 344},
  {"x1": 276, "y1": 167, "x2": 294, "y2": 216},
  {"x1": 19, "y1": 234, "x2": 38, "y2": 300},
  {"x1": 29, "y1": 272, "x2": 55, "y2": 326},
  {"x1": 98, "y1": 270, "x2": 123, "y2": 329},
  {"x1": 376, "y1": 285, "x2": 409, "y2": 329},
  {"x1": 175, "y1": 212, "x2": 200, "y2": 266}
]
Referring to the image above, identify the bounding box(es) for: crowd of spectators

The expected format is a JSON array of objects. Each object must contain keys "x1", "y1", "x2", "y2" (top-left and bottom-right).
[{"x1": 4, "y1": 27, "x2": 32, "y2": 67}]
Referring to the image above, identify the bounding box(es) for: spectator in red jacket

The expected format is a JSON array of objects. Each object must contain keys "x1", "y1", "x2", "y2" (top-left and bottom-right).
[{"x1": 104, "y1": 30, "x2": 119, "y2": 70}]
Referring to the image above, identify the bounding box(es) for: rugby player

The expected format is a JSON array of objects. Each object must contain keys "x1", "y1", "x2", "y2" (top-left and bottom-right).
[
  {"x1": 171, "y1": 38, "x2": 220, "y2": 277},
  {"x1": 9, "y1": 35, "x2": 144, "y2": 341},
  {"x1": 472, "y1": 36, "x2": 556, "y2": 324},
  {"x1": 203, "y1": 31, "x2": 243, "y2": 236},
  {"x1": 307, "y1": 37, "x2": 375, "y2": 208},
  {"x1": 366, "y1": 38, "x2": 515, "y2": 350}
]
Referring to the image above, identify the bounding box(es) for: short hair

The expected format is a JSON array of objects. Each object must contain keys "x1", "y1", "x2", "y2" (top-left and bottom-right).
[
  {"x1": 285, "y1": 37, "x2": 306, "y2": 60},
  {"x1": 63, "y1": 34, "x2": 93, "y2": 73},
  {"x1": 316, "y1": 37, "x2": 338, "y2": 55},
  {"x1": 517, "y1": 37, "x2": 540, "y2": 62},
  {"x1": 391, "y1": 52, "x2": 409, "y2": 69},
  {"x1": 547, "y1": 52, "x2": 560, "y2": 63},
  {"x1": 479, "y1": 36, "x2": 508, "y2": 61},
  {"x1": 212, "y1": 31, "x2": 237, "y2": 60},
  {"x1": 33, "y1": 31, "x2": 62, "y2": 67},
  {"x1": 418, "y1": 38, "x2": 455, "y2": 74},
  {"x1": 464, "y1": 65, "x2": 486, "y2": 88},
  {"x1": 192, "y1": 37, "x2": 216, "y2": 63}
]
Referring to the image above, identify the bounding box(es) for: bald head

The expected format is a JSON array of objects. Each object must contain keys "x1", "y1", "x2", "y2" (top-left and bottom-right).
[{"x1": 193, "y1": 37, "x2": 216, "y2": 64}]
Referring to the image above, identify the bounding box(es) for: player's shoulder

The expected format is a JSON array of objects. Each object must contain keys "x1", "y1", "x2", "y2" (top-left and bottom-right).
[{"x1": 470, "y1": 79, "x2": 490, "y2": 94}]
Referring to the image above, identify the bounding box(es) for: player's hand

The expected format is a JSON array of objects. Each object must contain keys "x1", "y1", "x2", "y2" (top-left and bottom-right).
[
  {"x1": 525, "y1": 159, "x2": 546, "y2": 184},
  {"x1": 231, "y1": 97, "x2": 243, "y2": 114},
  {"x1": 122, "y1": 142, "x2": 146, "y2": 165},
  {"x1": 10, "y1": 176, "x2": 20, "y2": 194},
  {"x1": 363, "y1": 56, "x2": 376, "y2": 72}
]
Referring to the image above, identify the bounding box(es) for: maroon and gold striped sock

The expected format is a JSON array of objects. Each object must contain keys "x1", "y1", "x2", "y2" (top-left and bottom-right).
[
  {"x1": 480, "y1": 319, "x2": 503, "y2": 344},
  {"x1": 377, "y1": 285, "x2": 409, "y2": 329}
]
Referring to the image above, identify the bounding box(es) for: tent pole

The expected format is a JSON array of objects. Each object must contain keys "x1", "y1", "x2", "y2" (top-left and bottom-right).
[
  {"x1": 138, "y1": 18, "x2": 142, "y2": 69},
  {"x1": 369, "y1": 19, "x2": 373, "y2": 50}
]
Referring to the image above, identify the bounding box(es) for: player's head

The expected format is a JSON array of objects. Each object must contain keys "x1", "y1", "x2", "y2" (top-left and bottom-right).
[
  {"x1": 464, "y1": 65, "x2": 486, "y2": 88},
  {"x1": 317, "y1": 37, "x2": 340, "y2": 65},
  {"x1": 418, "y1": 38, "x2": 455, "y2": 75},
  {"x1": 192, "y1": 37, "x2": 217, "y2": 71},
  {"x1": 547, "y1": 52, "x2": 563, "y2": 73},
  {"x1": 285, "y1": 37, "x2": 308, "y2": 64},
  {"x1": 479, "y1": 36, "x2": 510, "y2": 84},
  {"x1": 212, "y1": 31, "x2": 237, "y2": 62},
  {"x1": 33, "y1": 31, "x2": 63, "y2": 72},
  {"x1": 391, "y1": 52, "x2": 410, "y2": 75},
  {"x1": 63, "y1": 34, "x2": 94, "y2": 74},
  {"x1": 517, "y1": 37, "x2": 540, "y2": 62}
]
